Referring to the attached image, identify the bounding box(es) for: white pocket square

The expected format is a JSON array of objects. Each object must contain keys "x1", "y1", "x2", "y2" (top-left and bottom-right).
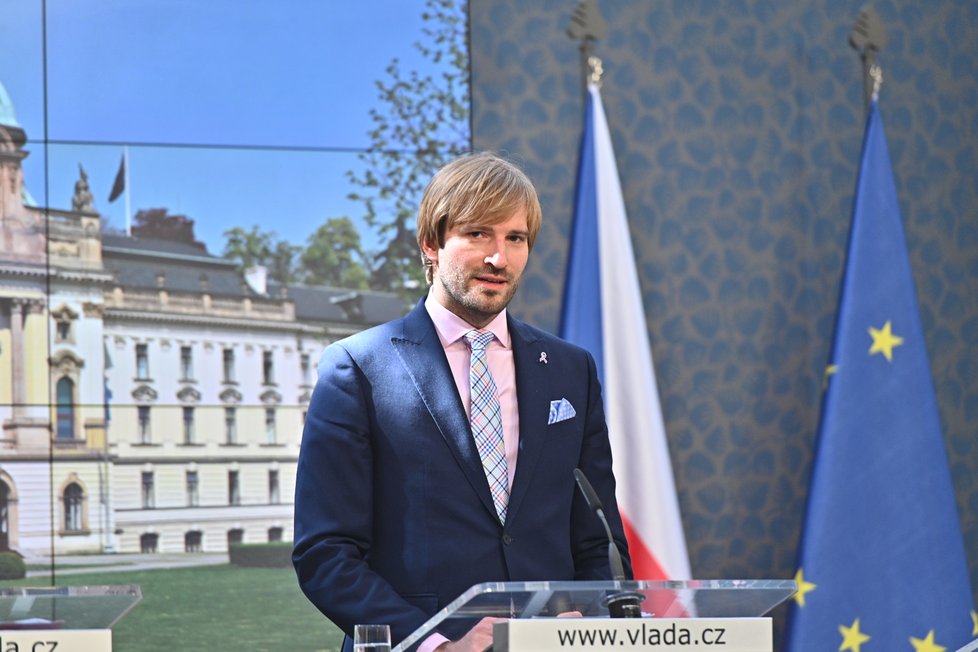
[{"x1": 548, "y1": 398, "x2": 577, "y2": 425}]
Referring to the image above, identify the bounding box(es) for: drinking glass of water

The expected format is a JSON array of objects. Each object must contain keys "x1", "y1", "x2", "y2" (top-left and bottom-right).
[{"x1": 353, "y1": 624, "x2": 391, "y2": 652}]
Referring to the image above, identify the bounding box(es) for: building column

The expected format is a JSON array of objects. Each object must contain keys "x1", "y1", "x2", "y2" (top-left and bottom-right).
[
  {"x1": 22, "y1": 298, "x2": 49, "y2": 406},
  {"x1": 9, "y1": 298, "x2": 26, "y2": 415},
  {"x1": 2, "y1": 298, "x2": 51, "y2": 450}
]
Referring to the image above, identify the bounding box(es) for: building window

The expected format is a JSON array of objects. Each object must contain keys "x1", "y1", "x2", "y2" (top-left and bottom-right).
[
  {"x1": 228, "y1": 470, "x2": 240, "y2": 506},
  {"x1": 225, "y1": 407, "x2": 237, "y2": 444},
  {"x1": 300, "y1": 352, "x2": 311, "y2": 385},
  {"x1": 269, "y1": 470, "x2": 280, "y2": 504},
  {"x1": 186, "y1": 470, "x2": 199, "y2": 507},
  {"x1": 0, "y1": 482, "x2": 9, "y2": 550},
  {"x1": 141, "y1": 471, "x2": 155, "y2": 509},
  {"x1": 180, "y1": 345, "x2": 194, "y2": 381},
  {"x1": 140, "y1": 532, "x2": 159, "y2": 553},
  {"x1": 138, "y1": 406, "x2": 151, "y2": 444},
  {"x1": 135, "y1": 343, "x2": 149, "y2": 379},
  {"x1": 183, "y1": 407, "x2": 195, "y2": 444},
  {"x1": 268, "y1": 527, "x2": 283, "y2": 543},
  {"x1": 185, "y1": 530, "x2": 203, "y2": 553},
  {"x1": 56, "y1": 377, "x2": 75, "y2": 440},
  {"x1": 222, "y1": 348, "x2": 235, "y2": 383},
  {"x1": 227, "y1": 528, "x2": 244, "y2": 548},
  {"x1": 265, "y1": 408, "x2": 276, "y2": 444},
  {"x1": 56, "y1": 318, "x2": 72, "y2": 342},
  {"x1": 262, "y1": 350, "x2": 274, "y2": 385},
  {"x1": 64, "y1": 483, "x2": 83, "y2": 532}
]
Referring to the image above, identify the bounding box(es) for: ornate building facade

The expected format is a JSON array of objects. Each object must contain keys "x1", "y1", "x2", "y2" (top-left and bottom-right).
[{"x1": 0, "y1": 80, "x2": 404, "y2": 555}]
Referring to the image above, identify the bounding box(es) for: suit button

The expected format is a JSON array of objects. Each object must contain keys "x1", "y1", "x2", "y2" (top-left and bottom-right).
[{"x1": 502, "y1": 534, "x2": 513, "y2": 545}]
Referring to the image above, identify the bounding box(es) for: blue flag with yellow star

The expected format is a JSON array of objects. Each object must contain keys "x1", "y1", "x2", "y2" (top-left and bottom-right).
[{"x1": 784, "y1": 100, "x2": 977, "y2": 652}]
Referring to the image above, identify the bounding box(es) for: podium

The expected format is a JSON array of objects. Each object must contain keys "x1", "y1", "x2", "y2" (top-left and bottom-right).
[
  {"x1": 0, "y1": 585, "x2": 142, "y2": 651},
  {"x1": 393, "y1": 579, "x2": 796, "y2": 652}
]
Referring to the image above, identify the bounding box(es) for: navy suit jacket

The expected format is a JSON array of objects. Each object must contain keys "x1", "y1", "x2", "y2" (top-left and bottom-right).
[{"x1": 293, "y1": 299, "x2": 630, "y2": 649}]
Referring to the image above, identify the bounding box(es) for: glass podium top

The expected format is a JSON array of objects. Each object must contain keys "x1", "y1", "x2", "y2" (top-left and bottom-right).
[
  {"x1": 0, "y1": 585, "x2": 142, "y2": 630},
  {"x1": 395, "y1": 579, "x2": 797, "y2": 651}
]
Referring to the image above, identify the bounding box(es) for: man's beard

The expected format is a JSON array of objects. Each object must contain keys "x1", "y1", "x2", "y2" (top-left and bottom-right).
[{"x1": 437, "y1": 264, "x2": 520, "y2": 327}]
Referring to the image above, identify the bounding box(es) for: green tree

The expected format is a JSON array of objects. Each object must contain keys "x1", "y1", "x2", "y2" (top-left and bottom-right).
[
  {"x1": 223, "y1": 225, "x2": 300, "y2": 285},
  {"x1": 348, "y1": 0, "x2": 470, "y2": 299},
  {"x1": 299, "y1": 217, "x2": 371, "y2": 289},
  {"x1": 268, "y1": 240, "x2": 302, "y2": 286}
]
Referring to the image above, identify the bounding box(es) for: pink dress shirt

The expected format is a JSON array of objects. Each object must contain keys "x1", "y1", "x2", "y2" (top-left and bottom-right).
[
  {"x1": 424, "y1": 294, "x2": 520, "y2": 490},
  {"x1": 417, "y1": 295, "x2": 520, "y2": 652}
]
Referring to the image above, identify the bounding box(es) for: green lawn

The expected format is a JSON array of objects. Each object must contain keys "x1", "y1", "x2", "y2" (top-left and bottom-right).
[{"x1": 5, "y1": 565, "x2": 345, "y2": 652}]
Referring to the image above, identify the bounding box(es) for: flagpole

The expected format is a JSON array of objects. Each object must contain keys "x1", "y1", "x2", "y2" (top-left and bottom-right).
[
  {"x1": 784, "y1": 14, "x2": 976, "y2": 649},
  {"x1": 124, "y1": 145, "x2": 131, "y2": 236}
]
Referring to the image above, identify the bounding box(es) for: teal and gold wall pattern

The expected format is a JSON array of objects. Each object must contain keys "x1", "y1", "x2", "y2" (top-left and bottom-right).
[{"x1": 471, "y1": 0, "x2": 978, "y2": 603}]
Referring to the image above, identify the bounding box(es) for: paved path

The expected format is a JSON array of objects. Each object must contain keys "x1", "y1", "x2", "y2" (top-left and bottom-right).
[{"x1": 24, "y1": 552, "x2": 228, "y2": 577}]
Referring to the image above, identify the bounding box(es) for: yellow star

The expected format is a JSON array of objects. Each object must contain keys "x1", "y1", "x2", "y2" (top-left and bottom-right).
[
  {"x1": 839, "y1": 618, "x2": 871, "y2": 652},
  {"x1": 972, "y1": 609, "x2": 978, "y2": 636},
  {"x1": 792, "y1": 568, "x2": 816, "y2": 607},
  {"x1": 910, "y1": 629, "x2": 946, "y2": 652},
  {"x1": 823, "y1": 363, "x2": 838, "y2": 388},
  {"x1": 868, "y1": 320, "x2": 904, "y2": 362}
]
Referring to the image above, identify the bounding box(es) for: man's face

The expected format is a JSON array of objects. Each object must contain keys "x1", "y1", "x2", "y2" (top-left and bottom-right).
[{"x1": 423, "y1": 208, "x2": 530, "y2": 328}]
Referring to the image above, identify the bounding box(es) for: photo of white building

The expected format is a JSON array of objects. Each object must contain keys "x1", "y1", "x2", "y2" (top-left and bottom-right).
[{"x1": 0, "y1": 80, "x2": 406, "y2": 557}]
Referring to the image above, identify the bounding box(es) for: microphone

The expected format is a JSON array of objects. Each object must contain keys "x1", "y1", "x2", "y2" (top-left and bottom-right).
[
  {"x1": 573, "y1": 468, "x2": 643, "y2": 618},
  {"x1": 573, "y1": 468, "x2": 625, "y2": 580}
]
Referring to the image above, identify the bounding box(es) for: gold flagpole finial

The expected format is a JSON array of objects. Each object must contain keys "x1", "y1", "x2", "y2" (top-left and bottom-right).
[
  {"x1": 568, "y1": 0, "x2": 607, "y2": 92},
  {"x1": 587, "y1": 55, "x2": 604, "y2": 86},
  {"x1": 869, "y1": 63, "x2": 883, "y2": 102},
  {"x1": 849, "y1": 6, "x2": 886, "y2": 110}
]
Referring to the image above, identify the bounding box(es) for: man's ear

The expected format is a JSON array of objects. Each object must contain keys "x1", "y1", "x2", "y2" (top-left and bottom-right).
[{"x1": 420, "y1": 237, "x2": 439, "y2": 265}]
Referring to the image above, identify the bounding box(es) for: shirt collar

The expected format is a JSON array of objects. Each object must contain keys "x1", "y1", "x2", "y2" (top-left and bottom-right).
[{"x1": 425, "y1": 291, "x2": 511, "y2": 349}]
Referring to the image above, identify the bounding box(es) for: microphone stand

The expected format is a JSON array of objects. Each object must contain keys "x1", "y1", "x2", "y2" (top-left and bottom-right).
[{"x1": 573, "y1": 468, "x2": 644, "y2": 618}]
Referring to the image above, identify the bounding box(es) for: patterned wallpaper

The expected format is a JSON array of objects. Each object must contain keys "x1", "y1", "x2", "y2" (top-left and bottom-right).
[{"x1": 470, "y1": 0, "x2": 978, "y2": 615}]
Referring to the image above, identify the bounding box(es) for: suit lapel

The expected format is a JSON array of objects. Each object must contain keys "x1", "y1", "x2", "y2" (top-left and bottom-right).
[
  {"x1": 390, "y1": 300, "x2": 498, "y2": 519},
  {"x1": 506, "y1": 316, "x2": 551, "y2": 525}
]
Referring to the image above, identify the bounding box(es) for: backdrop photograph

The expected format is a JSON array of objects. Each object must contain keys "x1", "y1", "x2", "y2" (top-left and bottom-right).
[{"x1": 1, "y1": 0, "x2": 976, "y2": 651}]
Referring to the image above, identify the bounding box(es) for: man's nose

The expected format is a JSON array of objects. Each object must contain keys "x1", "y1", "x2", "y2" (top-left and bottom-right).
[{"x1": 484, "y1": 239, "x2": 508, "y2": 268}]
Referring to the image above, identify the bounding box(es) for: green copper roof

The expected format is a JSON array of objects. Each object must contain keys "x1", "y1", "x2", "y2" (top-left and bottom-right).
[{"x1": 0, "y1": 81, "x2": 20, "y2": 128}]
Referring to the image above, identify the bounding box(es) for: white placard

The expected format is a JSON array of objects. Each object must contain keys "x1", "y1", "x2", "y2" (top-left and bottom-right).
[
  {"x1": 0, "y1": 629, "x2": 111, "y2": 652},
  {"x1": 495, "y1": 617, "x2": 772, "y2": 652}
]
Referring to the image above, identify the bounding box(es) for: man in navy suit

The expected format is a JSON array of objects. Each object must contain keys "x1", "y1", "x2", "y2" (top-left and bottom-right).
[{"x1": 293, "y1": 152, "x2": 630, "y2": 651}]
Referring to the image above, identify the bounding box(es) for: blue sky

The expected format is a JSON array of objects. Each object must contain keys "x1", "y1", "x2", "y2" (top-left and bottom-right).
[{"x1": 0, "y1": 0, "x2": 460, "y2": 255}]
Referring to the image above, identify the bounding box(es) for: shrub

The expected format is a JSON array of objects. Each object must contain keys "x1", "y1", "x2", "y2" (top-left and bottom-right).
[
  {"x1": 0, "y1": 551, "x2": 26, "y2": 580},
  {"x1": 228, "y1": 542, "x2": 293, "y2": 568}
]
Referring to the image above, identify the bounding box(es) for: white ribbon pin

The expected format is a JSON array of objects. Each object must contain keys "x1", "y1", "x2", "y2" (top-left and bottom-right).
[{"x1": 539, "y1": 352, "x2": 548, "y2": 364}]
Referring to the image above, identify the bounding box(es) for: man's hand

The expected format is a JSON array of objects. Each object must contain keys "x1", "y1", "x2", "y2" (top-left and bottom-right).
[{"x1": 435, "y1": 617, "x2": 505, "y2": 652}]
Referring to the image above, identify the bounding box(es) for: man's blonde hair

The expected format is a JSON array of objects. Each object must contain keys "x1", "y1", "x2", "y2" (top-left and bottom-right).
[{"x1": 417, "y1": 152, "x2": 542, "y2": 284}]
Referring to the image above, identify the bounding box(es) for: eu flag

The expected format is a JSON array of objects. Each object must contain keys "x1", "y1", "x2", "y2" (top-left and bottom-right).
[{"x1": 784, "y1": 101, "x2": 977, "y2": 651}]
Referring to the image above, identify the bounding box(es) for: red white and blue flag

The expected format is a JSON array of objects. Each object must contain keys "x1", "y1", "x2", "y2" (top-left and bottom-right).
[{"x1": 560, "y1": 83, "x2": 691, "y2": 586}]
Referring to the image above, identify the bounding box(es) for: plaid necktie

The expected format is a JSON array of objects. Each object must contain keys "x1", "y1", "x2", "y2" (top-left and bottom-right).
[{"x1": 464, "y1": 330, "x2": 509, "y2": 523}]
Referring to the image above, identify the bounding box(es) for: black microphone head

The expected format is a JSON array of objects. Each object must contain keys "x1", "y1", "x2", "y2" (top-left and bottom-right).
[{"x1": 573, "y1": 467, "x2": 604, "y2": 512}]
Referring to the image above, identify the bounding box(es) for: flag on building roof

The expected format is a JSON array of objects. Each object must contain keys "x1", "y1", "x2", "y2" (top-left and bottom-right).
[
  {"x1": 783, "y1": 99, "x2": 977, "y2": 652},
  {"x1": 108, "y1": 153, "x2": 126, "y2": 203}
]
